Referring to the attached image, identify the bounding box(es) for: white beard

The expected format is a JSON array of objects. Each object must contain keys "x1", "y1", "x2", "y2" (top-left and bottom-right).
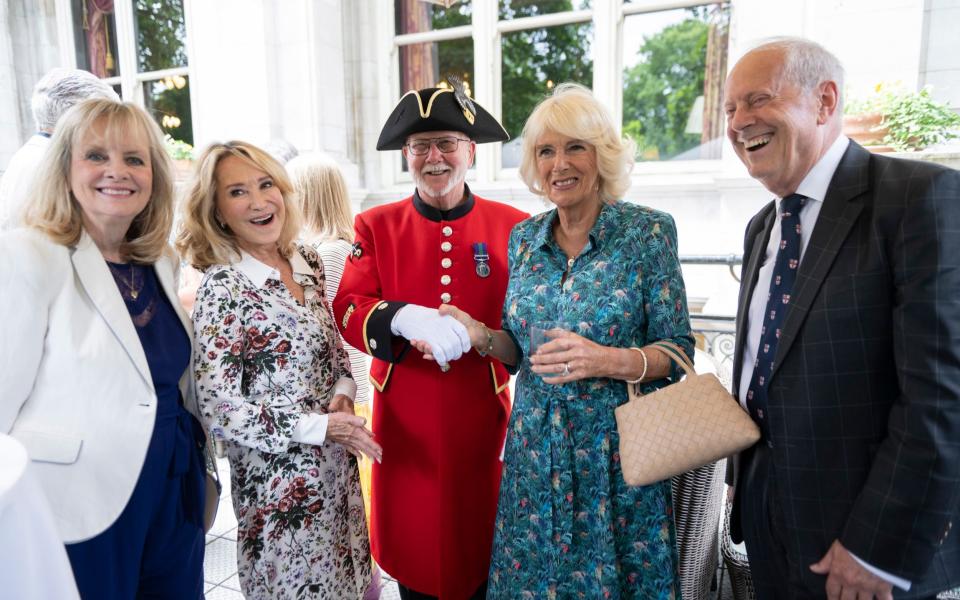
[{"x1": 413, "y1": 162, "x2": 467, "y2": 200}]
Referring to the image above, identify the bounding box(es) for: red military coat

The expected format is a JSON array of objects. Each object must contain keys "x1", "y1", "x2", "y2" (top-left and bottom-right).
[{"x1": 334, "y1": 189, "x2": 527, "y2": 599}]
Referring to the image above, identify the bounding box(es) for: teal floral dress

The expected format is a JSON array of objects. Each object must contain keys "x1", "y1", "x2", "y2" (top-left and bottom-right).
[{"x1": 487, "y1": 201, "x2": 694, "y2": 599}]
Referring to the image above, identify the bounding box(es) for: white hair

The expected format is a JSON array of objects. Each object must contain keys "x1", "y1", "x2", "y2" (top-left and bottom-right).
[
  {"x1": 748, "y1": 37, "x2": 845, "y2": 106},
  {"x1": 31, "y1": 68, "x2": 119, "y2": 132}
]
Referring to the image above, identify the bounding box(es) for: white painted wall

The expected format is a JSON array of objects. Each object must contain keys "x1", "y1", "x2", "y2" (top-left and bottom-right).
[
  {"x1": 185, "y1": 0, "x2": 272, "y2": 148},
  {"x1": 921, "y1": 0, "x2": 960, "y2": 108}
]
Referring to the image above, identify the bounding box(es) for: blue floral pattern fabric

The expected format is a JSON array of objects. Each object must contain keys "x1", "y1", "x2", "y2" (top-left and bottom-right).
[{"x1": 488, "y1": 201, "x2": 694, "y2": 599}]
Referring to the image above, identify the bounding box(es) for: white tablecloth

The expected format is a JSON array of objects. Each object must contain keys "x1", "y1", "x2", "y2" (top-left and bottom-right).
[{"x1": 0, "y1": 433, "x2": 79, "y2": 599}]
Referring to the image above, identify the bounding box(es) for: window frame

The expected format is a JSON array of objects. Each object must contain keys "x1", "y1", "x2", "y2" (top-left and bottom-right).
[
  {"x1": 384, "y1": 0, "x2": 730, "y2": 186},
  {"x1": 55, "y1": 0, "x2": 196, "y2": 144}
]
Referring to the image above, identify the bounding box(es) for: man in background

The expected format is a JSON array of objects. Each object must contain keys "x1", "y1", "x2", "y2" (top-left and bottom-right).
[{"x1": 0, "y1": 68, "x2": 118, "y2": 229}]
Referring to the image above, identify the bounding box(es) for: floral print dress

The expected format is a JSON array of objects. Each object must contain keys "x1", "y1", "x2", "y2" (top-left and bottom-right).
[
  {"x1": 193, "y1": 245, "x2": 371, "y2": 599},
  {"x1": 487, "y1": 201, "x2": 694, "y2": 599}
]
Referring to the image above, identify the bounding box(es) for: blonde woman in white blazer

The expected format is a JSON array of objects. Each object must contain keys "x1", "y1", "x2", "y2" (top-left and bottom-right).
[{"x1": 0, "y1": 99, "x2": 207, "y2": 599}]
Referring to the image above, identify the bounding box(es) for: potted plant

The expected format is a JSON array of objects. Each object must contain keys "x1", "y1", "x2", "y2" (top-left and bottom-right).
[
  {"x1": 164, "y1": 135, "x2": 195, "y2": 179},
  {"x1": 844, "y1": 83, "x2": 960, "y2": 152}
]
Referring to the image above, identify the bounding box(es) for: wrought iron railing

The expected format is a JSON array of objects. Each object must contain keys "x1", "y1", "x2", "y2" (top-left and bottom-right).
[{"x1": 680, "y1": 254, "x2": 742, "y2": 381}]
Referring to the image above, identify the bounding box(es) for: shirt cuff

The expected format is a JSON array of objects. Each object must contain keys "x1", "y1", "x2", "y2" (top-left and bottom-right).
[
  {"x1": 850, "y1": 552, "x2": 912, "y2": 591},
  {"x1": 333, "y1": 376, "x2": 357, "y2": 400},
  {"x1": 290, "y1": 413, "x2": 329, "y2": 445}
]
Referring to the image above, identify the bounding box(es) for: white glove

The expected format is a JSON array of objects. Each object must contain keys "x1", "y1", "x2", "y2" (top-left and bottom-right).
[{"x1": 391, "y1": 304, "x2": 471, "y2": 366}]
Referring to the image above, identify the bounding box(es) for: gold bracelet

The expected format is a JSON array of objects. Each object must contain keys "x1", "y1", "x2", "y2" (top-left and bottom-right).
[
  {"x1": 476, "y1": 321, "x2": 495, "y2": 357},
  {"x1": 625, "y1": 347, "x2": 648, "y2": 384}
]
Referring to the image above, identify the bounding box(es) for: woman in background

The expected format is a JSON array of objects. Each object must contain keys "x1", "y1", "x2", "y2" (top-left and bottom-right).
[
  {"x1": 177, "y1": 141, "x2": 380, "y2": 599},
  {"x1": 287, "y1": 153, "x2": 370, "y2": 412},
  {"x1": 0, "y1": 98, "x2": 207, "y2": 598}
]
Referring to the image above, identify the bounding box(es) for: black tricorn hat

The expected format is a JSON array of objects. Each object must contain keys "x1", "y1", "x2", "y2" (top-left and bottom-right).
[{"x1": 376, "y1": 78, "x2": 509, "y2": 150}]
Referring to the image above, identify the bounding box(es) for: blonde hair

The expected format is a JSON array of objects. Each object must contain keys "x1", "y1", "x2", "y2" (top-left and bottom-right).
[
  {"x1": 24, "y1": 98, "x2": 175, "y2": 262},
  {"x1": 286, "y1": 153, "x2": 354, "y2": 243},
  {"x1": 518, "y1": 83, "x2": 635, "y2": 204},
  {"x1": 175, "y1": 141, "x2": 302, "y2": 270}
]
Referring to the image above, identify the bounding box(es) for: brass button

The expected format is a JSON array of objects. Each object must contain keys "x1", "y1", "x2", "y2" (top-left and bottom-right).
[
  {"x1": 440, "y1": 292, "x2": 451, "y2": 303},
  {"x1": 442, "y1": 226, "x2": 453, "y2": 236},
  {"x1": 441, "y1": 241, "x2": 452, "y2": 252},
  {"x1": 369, "y1": 339, "x2": 378, "y2": 350},
  {"x1": 440, "y1": 275, "x2": 451, "y2": 285},
  {"x1": 441, "y1": 258, "x2": 452, "y2": 268}
]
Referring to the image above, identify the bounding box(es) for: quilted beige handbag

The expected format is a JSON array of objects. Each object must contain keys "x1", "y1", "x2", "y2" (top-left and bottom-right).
[{"x1": 615, "y1": 341, "x2": 760, "y2": 486}]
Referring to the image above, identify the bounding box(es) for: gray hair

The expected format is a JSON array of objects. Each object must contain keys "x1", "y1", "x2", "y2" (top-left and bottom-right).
[
  {"x1": 749, "y1": 37, "x2": 845, "y2": 104},
  {"x1": 262, "y1": 138, "x2": 300, "y2": 165},
  {"x1": 31, "y1": 68, "x2": 119, "y2": 132}
]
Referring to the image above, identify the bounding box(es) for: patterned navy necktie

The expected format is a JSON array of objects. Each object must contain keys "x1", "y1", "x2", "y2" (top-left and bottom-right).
[{"x1": 746, "y1": 193, "x2": 806, "y2": 441}]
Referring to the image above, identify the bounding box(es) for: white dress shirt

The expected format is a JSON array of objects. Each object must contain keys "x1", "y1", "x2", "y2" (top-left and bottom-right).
[
  {"x1": 230, "y1": 250, "x2": 356, "y2": 446},
  {"x1": 735, "y1": 135, "x2": 911, "y2": 592}
]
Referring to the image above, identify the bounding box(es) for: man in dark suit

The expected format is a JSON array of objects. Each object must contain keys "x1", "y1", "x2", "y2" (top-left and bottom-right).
[{"x1": 725, "y1": 37, "x2": 960, "y2": 599}]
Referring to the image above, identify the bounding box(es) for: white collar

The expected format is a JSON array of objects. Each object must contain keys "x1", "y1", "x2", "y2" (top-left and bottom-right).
[
  {"x1": 781, "y1": 135, "x2": 850, "y2": 206},
  {"x1": 230, "y1": 247, "x2": 312, "y2": 288}
]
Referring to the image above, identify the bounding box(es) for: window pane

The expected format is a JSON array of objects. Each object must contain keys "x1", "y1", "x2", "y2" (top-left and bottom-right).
[
  {"x1": 499, "y1": 0, "x2": 591, "y2": 19},
  {"x1": 398, "y1": 39, "x2": 474, "y2": 172},
  {"x1": 135, "y1": 0, "x2": 188, "y2": 73},
  {"x1": 395, "y1": 0, "x2": 471, "y2": 35},
  {"x1": 399, "y1": 39, "x2": 474, "y2": 96},
  {"x1": 72, "y1": 0, "x2": 121, "y2": 78},
  {"x1": 622, "y1": 3, "x2": 730, "y2": 161},
  {"x1": 144, "y1": 75, "x2": 192, "y2": 146},
  {"x1": 500, "y1": 22, "x2": 593, "y2": 168}
]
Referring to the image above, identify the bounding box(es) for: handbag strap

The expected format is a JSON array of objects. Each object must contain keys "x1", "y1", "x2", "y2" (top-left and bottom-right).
[{"x1": 645, "y1": 341, "x2": 695, "y2": 378}]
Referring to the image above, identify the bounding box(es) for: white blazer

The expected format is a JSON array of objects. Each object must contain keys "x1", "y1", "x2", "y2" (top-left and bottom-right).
[{"x1": 0, "y1": 228, "x2": 199, "y2": 543}]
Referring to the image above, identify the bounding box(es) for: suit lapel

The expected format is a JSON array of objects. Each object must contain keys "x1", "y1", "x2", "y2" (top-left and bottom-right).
[
  {"x1": 771, "y1": 143, "x2": 870, "y2": 376},
  {"x1": 71, "y1": 232, "x2": 153, "y2": 391},
  {"x1": 733, "y1": 204, "x2": 775, "y2": 396}
]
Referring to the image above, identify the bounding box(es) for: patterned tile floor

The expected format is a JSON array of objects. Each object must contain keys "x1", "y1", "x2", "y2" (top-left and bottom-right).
[{"x1": 203, "y1": 458, "x2": 732, "y2": 599}]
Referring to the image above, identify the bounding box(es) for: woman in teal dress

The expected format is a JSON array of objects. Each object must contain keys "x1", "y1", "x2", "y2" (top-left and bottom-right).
[{"x1": 428, "y1": 83, "x2": 693, "y2": 598}]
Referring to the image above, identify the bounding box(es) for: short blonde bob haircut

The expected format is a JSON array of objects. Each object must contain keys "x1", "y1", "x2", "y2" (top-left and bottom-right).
[
  {"x1": 176, "y1": 141, "x2": 301, "y2": 270},
  {"x1": 518, "y1": 83, "x2": 635, "y2": 204},
  {"x1": 24, "y1": 98, "x2": 175, "y2": 263},
  {"x1": 286, "y1": 153, "x2": 354, "y2": 244}
]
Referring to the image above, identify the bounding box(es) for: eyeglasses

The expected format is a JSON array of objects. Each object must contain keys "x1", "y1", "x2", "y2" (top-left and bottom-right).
[{"x1": 405, "y1": 136, "x2": 471, "y2": 156}]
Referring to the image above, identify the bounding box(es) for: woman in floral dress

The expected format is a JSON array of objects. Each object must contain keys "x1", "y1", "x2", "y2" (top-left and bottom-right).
[
  {"x1": 176, "y1": 141, "x2": 382, "y2": 599},
  {"x1": 429, "y1": 84, "x2": 694, "y2": 598}
]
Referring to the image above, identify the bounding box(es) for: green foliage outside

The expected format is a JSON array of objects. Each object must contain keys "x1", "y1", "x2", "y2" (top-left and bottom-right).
[
  {"x1": 407, "y1": 1, "x2": 728, "y2": 159},
  {"x1": 622, "y1": 16, "x2": 709, "y2": 160},
  {"x1": 164, "y1": 134, "x2": 194, "y2": 160},
  {"x1": 425, "y1": 1, "x2": 593, "y2": 140},
  {"x1": 134, "y1": 0, "x2": 187, "y2": 72},
  {"x1": 846, "y1": 84, "x2": 960, "y2": 151},
  {"x1": 135, "y1": 0, "x2": 192, "y2": 145},
  {"x1": 499, "y1": 1, "x2": 593, "y2": 139}
]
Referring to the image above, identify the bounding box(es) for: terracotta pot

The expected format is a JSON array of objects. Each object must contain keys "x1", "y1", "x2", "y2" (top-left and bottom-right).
[{"x1": 843, "y1": 113, "x2": 891, "y2": 151}]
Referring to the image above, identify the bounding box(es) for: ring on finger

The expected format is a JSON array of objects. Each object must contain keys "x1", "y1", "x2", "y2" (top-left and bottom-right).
[{"x1": 562, "y1": 362, "x2": 571, "y2": 376}]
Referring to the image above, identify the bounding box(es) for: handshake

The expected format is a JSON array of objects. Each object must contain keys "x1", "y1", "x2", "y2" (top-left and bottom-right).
[{"x1": 390, "y1": 304, "x2": 481, "y2": 367}]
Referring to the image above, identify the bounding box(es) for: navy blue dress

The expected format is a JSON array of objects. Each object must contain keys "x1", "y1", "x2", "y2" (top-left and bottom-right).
[{"x1": 65, "y1": 262, "x2": 205, "y2": 599}]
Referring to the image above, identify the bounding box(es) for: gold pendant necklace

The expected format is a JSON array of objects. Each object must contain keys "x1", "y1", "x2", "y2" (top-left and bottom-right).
[{"x1": 107, "y1": 262, "x2": 143, "y2": 301}]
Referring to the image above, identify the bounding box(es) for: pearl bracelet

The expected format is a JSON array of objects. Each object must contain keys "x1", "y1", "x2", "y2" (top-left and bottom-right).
[{"x1": 625, "y1": 347, "x2": 648, "y2": 384}]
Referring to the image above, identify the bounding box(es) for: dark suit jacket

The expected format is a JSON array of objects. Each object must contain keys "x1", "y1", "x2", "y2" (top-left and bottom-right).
[{"x1": 730, "y1": 141, "x2": 960, "y2": 596}]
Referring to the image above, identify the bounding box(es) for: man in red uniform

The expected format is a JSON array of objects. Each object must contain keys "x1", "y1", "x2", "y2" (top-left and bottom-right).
[{"x1": 333, "y1": 81, "x2": 527, "y2": 600}]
